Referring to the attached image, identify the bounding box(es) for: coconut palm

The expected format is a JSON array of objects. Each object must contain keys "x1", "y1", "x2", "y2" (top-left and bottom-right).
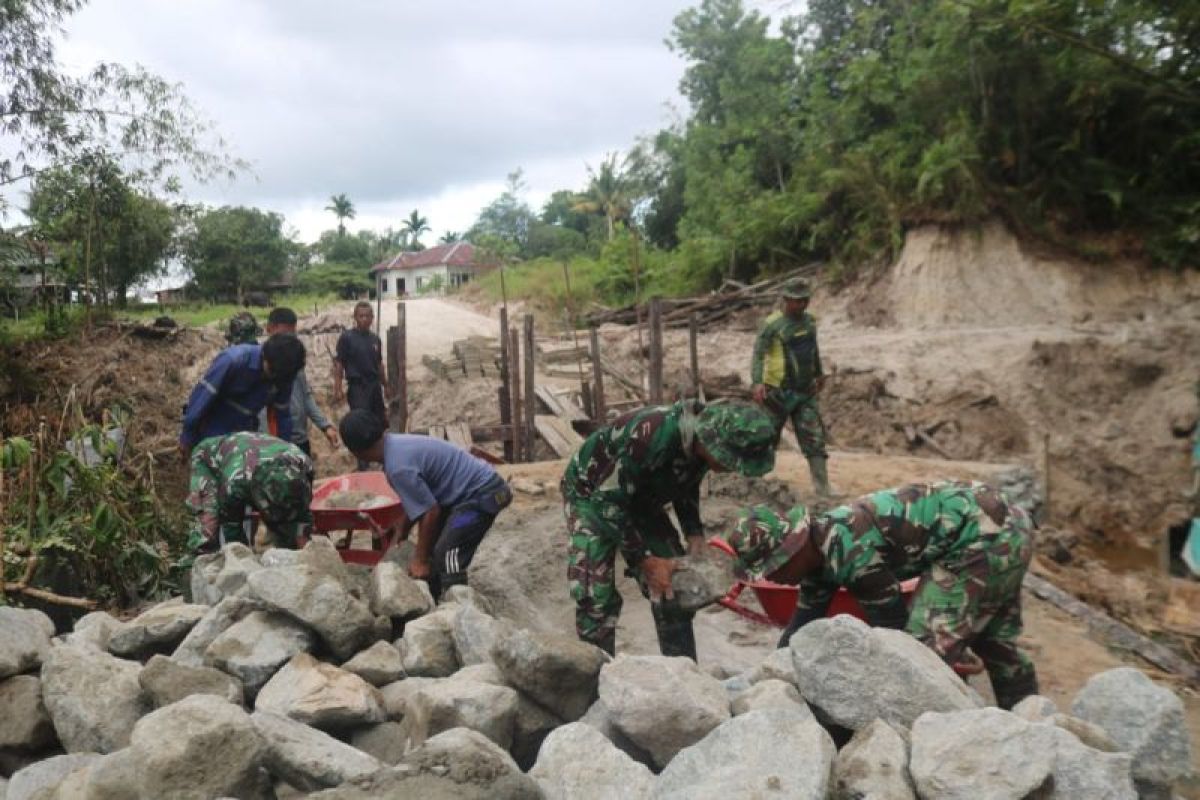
[
  {"x1": 573, "y1": 152, "x2": 631, "y2": 241},
  {"x1": 326, "y1": 193, "x2": 355, "y2": 236},
  {"x1": 401, "y1": 209, "x2": 431, "y2": 248},
  {"x1": 439, "y1": 230, "x2": 461, "y2": 244}
]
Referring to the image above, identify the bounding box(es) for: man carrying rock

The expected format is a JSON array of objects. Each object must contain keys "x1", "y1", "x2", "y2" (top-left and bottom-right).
[
  {"x1": 258, "y1": 307, "x2": 339, "y2": 458},
  {"x1": 719, "y1": 480, "x2": 1039, "y2": 708},
  {"x1": 562, "y1": 399, "x2": 777, "y2": 659},
  {"x1": 333, "y1": 301, "x2": 387, "y2": 469},
  {"x1": 179, "y1": 331, "x2": 306, "y2": 460},
  {"x1": 185, "y1": 431, "x2": 314, "y2": 557},
  {"x1": 339, "y1": 409, "x2": 512, "y2": 596},
  {"x1": 750, "y1": 278, "x2": 832, "y2": 498}
]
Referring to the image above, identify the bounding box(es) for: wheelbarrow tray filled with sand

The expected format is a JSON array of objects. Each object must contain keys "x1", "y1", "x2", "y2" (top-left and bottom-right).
[{"x1": 308, "y1": 472, "x2": 405, "y2": 566}]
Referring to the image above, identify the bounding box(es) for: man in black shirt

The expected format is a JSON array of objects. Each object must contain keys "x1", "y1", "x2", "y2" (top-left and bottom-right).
[{"x1": 334, "y1": 301, "x2": 387, "y2": 468}]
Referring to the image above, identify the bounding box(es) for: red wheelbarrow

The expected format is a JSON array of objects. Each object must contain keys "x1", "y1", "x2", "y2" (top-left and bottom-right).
[
  {"x1": 305, "y1": 472, "x2": 406, "y2": 566},
  {"x1": 707, "y1": 537, "x2": 982, "y2": 675}
]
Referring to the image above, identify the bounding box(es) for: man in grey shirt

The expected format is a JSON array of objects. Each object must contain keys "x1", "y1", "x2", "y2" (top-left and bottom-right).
[
  {"x1": 340, "y1": 409, "x2": 511, "y2": 596},
  {"x1": 259, "y1": 307, "x2": 339, "y2": 456}
]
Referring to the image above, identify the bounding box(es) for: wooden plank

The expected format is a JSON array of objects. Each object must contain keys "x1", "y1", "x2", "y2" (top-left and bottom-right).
[
  {"x1": 446, "y1": 421, "x2": 473, "y2": 449},
  {"x1": 648, "y1": 296, "x2": 663, "y2": 404},
  {"x1": 509, "y1": 328, "x2": 523, "y2": 462},
  {"x1": 534, "y1": 415, "x2": 584, "y2": 458},
  {"x1": 499, "y1": 308, "x2": 513, "y2": 462},
  {"x1": 523, "y1": 315, "x2": 536, "y2": 462},
  {"x1": 535, "y1": 385, "x2": 588, "y2": 421},
  {"x1": 469, "y1": 424, "x2": 513, "y2": 442},
  {"x1": 589, "y1": 325, "x2": 606, "y2": 422}
]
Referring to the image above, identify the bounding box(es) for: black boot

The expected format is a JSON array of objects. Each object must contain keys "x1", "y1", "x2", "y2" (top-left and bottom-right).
[
  {"x1": 594, "y1": 629, "x2": 616, "y2": 657},
  {"x1": 652, "y1": 604, "x2": 698, "y2": 660},
  {"x1": 991, "y1": 667, "x2": 1040, "y2": 710},
  {"x1": 438, "y1": 571, "x2": 468, "y2": 601}
]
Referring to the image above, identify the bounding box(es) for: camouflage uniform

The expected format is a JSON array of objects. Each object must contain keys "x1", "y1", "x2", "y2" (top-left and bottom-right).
[
  {"x1": 750, "y1": 280, "x2": 830, "y2": 496},
  {"x1": 225, "y1": 312, "x2": 261, "y2": 345},
  {"x1": 562, "y1": 400, "x2": 776, "y2": 658},
  {"x1": 729, "y1": 480, "x2": 1038, "y2": 709},
  {"x1": 185, "y1": 432, "x2": 314, "y2": 557}
]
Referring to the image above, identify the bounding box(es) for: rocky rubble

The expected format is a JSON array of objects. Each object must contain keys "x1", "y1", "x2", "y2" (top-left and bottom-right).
[{"x1": 0, "y1": 540, "x2": 1193, "y2": 798}]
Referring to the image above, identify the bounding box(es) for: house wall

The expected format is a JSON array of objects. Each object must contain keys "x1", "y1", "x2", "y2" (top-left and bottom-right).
[{"x1": 378, "y1": 265, "x2": 479, "y2": 298}]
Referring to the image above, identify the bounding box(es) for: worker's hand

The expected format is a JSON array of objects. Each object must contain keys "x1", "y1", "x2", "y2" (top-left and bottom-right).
[
  {"x1": 685, "y1": 535, "x2": 707, "y2": 557},
  {"x1": 408, "y1": 556, "x2": 432, "y2": 580},
  {"x1": 751, "y1": 384, "x2": 768, "y2": 404},
  {"x1": 642, "y1": 555, "x2": 678, "y2": 602},
  {"x1": 323, "y1": 427, "x2": 340, "y2": 447}
]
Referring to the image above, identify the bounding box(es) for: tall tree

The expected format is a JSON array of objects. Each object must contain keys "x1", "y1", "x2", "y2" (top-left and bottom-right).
[
  {"x1": 183, "y1": 206, "x2": 290, "y2": 301},
  {"x1": 439, "y1": 231, "x2": 461, "y2": 244},
  {"x1": 400, "y1": 209, "x2": 431, "y2": 249},
  {"x1": 467, "y1": 169, "x2": 535, "y2": 255},
  {"x1": 325, "y1": 193, "x2": 355, "y2": 236},
  {"x1": 573, "y1": 153, "x2": 633, "y2": 241}
]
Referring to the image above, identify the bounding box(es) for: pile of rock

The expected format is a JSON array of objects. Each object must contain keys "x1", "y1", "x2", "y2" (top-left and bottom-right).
[{"x1": 0, "y1": 541, "x2": 1193, "y2": 799}]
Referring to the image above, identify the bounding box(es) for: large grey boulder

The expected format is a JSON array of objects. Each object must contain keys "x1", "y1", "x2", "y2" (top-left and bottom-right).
[
  {"x1": 107, "y1": 598, "x2": 208, "y2": 658},
  {"x1": 255, "y1": 653, "x2": 386, "y2": 731},
  {"x1": 666, "y1": 553, "x2": 735, "y2": 612},
  {"x1": 0, "y1": 675, "x2": 57, "y2": 751},
  {"x1": 398, "y1": 608, "x2": 459, "y2": 677},
  {"x1": 730, "y1": 678, "x2": 812, "y2": 719},
  {"x1": 39, "y1": 644, "x2": 146, "y2": 753},
  {"x1": 58, "y1": 611, "x2": 122, "y2": 652},
  {"x1": 745, "y1": 647, "x2": 799, "y2": 688},
  {"x1": 307, "y1": 727, "x2": 544, "y2": 800},
  {"x1": 251, "y1": 710, "x2": 384, "y2": 791},
  {"x1": 790, "y1": 615, "x2": 980, "y2": 730},
  {"x1": 6, "y1": 753, "x2": 101, "y2": 800},
  {"x1": 598, "y1": 655, "x2": 730, "y2": 769},
  {"x1": 453, "y1": 603, "x2": 507, "y2": 666},
  {"x1": 29, "y1": 749, "x2": 143, "y2": 799},
  {"x1": 350, "y1": 721, "x2": 407, "y2": 765},
  {"x1": 340, "y1": 640, "x2": 405, "y2": 687},
  {"x1": 910, "y1": 708, "x2": 1056, "y2": 800},
  {"x1": 1011, "y1": 694, "x2": 1058, "y2": 722},
  {"x1": 190, "y1": 543, "x2": 263, "y2": 605},
  {"x1": 654, "y1": 707, "x2": 835, "y2": 799},
  {"x1": 831, "y1": 718, "x2": 915, "y2": 800},
  {"x1": 126, "y1": 694, "x2": 270, "y2": 800},
  {"x1": 368, "y1": 562, "x2": 433, "y2": 620},
  {"x1": 260, "y1": 546, "x2": 301, "y2": 568},
  {"x1": 530, "y1": 722, "x2": 654, "y2": 800},
  {"x1": 1069, "y1": 667, "x2": 1193, "y2": 795},
  {"x1": 170, "y1": 594, "x2": 262, "y2": 667},
  {"x1": 492, "y1": 627, "x2": 606, "y2": 722},
  {"x1": 204, "y1": 610, "x2": 314, "y2": 694},
  {"x1": 380, "y1": 677, "x2": 437, "y2": 721},
  {"x1": 404, "y1": 678, "x2": 519, "y2": 751},
  {"x1": 1045, "y1": 725, "x2": 1136, "y2": 800},
  {"x1": 579, "y1": 697, "x2": 655, "y2": 768},
  {"x1": 138, "y1": 653, "x2": 243, "y2": 708},
  {"x1": 0, "y1": 608, "x2": 53, "y2": 679},
  {"x1": 247, "y1": 563, "x2": 378, "y2": 660}
]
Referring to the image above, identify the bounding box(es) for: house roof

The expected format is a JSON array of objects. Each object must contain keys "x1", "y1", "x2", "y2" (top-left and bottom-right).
[{"x1": 370, "y1": 241, "x2": 479, "y2": 273}]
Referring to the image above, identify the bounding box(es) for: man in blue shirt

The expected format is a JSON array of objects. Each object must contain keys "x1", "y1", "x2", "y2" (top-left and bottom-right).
[
  {"x1": 258, "y1": 307, "x2": 339, "y2": 457},
  {"x1": 339, "y1": 409, "x2": 512, "y2": 596},
  {"x1": 179, "y1": 333, "x2": 306, "y2": 459}
]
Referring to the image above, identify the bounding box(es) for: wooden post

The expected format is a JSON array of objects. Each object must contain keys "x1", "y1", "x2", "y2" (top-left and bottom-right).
[
  {"x1": 523, "y1": 314, "x2": 536, "y2": 461},
  {"x1": 509, "y1": 328, "x2": 523, "y2": 462},
  {"x1": 648, "y1": 296, "x2": 664, "y2": 404},
  {"x1": 498, "y1": 308, "x2": 514, "y2": 462},
  {"x1": 688, "y1": 312, "x2": 703, "y2": 401},
  {"x1": 393, "y1": 303, "x2": 408, "y2": 432},
  {"x1": 589, "y1": 326, "x2": 606, "y2": 423},
  {"x1": 386, "y1": 327, "x2": 400, "y2": 432},
  {"x1": 580, "y1": 380, "x2": 594, "y2": 419},
  {"x1": 375, "y1": 276, "x2": 383, "y2": 337}
]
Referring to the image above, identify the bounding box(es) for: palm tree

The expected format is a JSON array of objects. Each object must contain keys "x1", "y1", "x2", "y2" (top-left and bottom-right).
[
  {"x1": 326, "y1": 193, "x2": 355, "y2": 236},
  {"x1": 573, "y1": 152, "x2": 631, "y2": 241},
  {"x1": 439, "y1": 231, "x2": 461, "y2": 244},
  {"x1": 401, "y1": 209, "x2": 431, "y2": 248}
]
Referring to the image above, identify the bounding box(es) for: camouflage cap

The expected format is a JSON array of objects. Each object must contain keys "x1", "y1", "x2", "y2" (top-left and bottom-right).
[
  {"x1": 781, "y1": 278, "x2": 811, "y2": 300},
  {"x1": 721, "y1": 503, "x2": 810, "y2": 581},
  {"x1": 225, "y1": 311, "x2": 261, "y2": 344},
  {"x1": 695, "y1": 402, "x2": 777, "y2": 477}
]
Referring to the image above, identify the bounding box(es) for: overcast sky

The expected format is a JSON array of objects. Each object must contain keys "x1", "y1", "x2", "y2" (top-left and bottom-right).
[{"x1": 54, "y1": 0, "x2": 702, "y2": 245}]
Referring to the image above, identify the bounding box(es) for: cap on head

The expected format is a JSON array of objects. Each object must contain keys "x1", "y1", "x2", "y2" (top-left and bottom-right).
[
  {"x1": 226, "y1": 312, "x2": 260, "y2": 344},
  {"x1": 721, "y1": 503, "x2": 810, "y2": 581},
  {"x1": 695, "y1": 402, "x2": 777, "y2": 477},
  {"x1": 781, "y1": 278, "x2": 812, "y2": 301}
]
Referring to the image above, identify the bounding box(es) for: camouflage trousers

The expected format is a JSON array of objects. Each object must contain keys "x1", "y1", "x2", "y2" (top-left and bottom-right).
[
  {"x1": 906, "y1": 505, "x2": 1038, "y2": 709},
  {"x1": 565, "y1": 493, "x2": 694, "y2": 656},
  {"x1": 764, "y1": 389, "x2": 827, "y2": 459}
]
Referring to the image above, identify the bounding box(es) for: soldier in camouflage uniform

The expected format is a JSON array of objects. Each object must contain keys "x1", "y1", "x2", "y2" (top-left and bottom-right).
[
  {"x1": 185, "y1": 431, "x2": 314, "y2": 557},
  {"x1": 750, "y1": 278, "x2": 832, "y2": 498},
  {"x1": 225, "y1": 312, "x2": 261, "y2": 345},
  {"x1": 562, "y1": 400, "x2": 777, "y2": 658},
  {"x1": 719, "y1": 480, "x2": 1039, "y2": 709}
]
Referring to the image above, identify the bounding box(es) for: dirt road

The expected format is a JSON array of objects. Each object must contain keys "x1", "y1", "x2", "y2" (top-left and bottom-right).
[{"x1": 375, "y1": 297, "x2": 498, "y2": 370}]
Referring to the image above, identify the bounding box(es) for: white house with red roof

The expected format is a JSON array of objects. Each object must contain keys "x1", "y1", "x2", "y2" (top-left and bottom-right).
[{"x1": 369, "y1": 241, "x2": 487, "y2": 298}]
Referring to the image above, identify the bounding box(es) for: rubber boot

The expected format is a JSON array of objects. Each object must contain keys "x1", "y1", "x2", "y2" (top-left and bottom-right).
[
  {"x1": 594, "y1": 629, "x2": 616, "y2": 657},
  {"x1": 807, "y1": 456, "x2": 833, "y2": 499},
  {"x1": 438, "y1": 571, "x2": 468, "y2": 601},
  {"x1": 653, "y1": 616, "x2": 698, "y2": 661},
  {"x1": 990, "y1": 668, "x2": 1040, "y2": 711}
]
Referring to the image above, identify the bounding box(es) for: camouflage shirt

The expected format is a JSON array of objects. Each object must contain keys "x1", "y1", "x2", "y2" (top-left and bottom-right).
[
  {"x1": 562, "y1": 400, "x2": 707, "y2": 539},
  {"x1": 186, "y1": 431, "x2": 314, "y2": 551},
  {"x1": 750, "y1": 310, "x2": 823, "y2": 394},
  {"x1": 798, "y1": 481, "x2": 1015, "y2": 623}
]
